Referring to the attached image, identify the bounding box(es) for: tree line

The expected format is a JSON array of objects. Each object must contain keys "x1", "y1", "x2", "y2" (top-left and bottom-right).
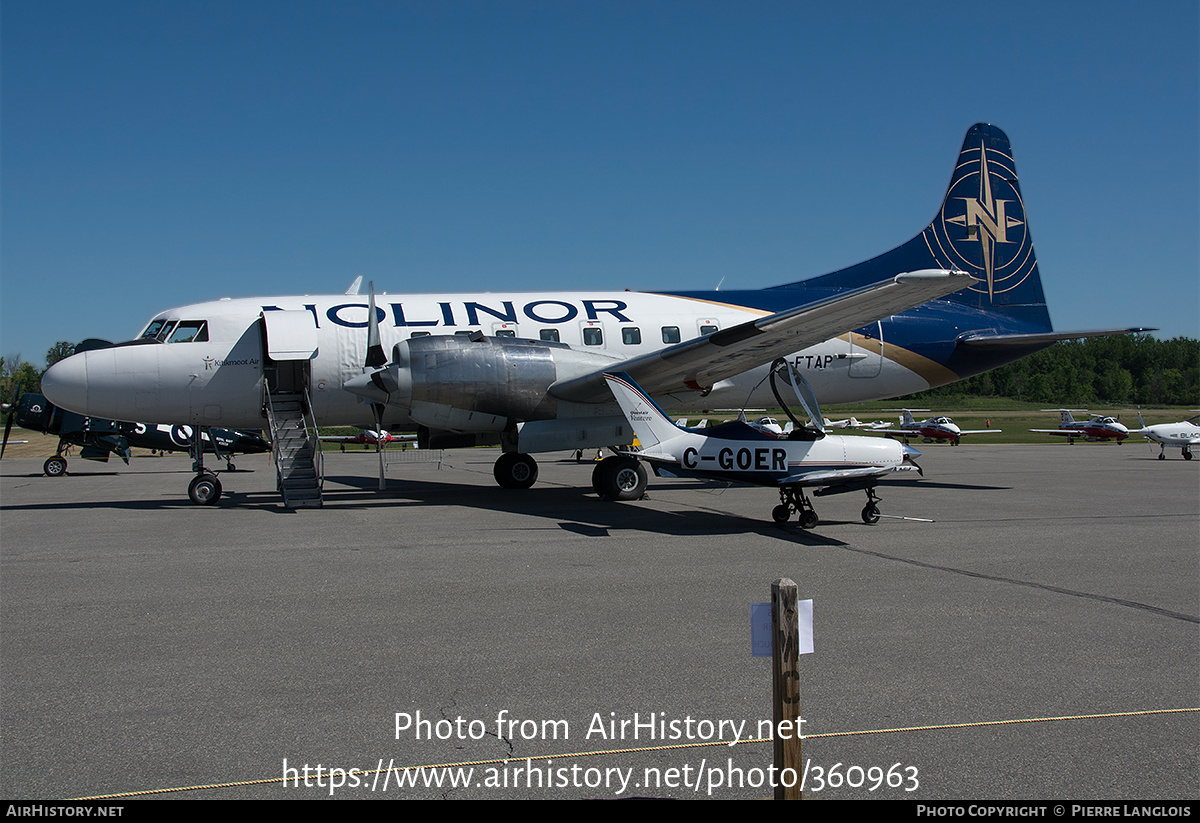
[{"x1": 901, "y1": 334, "x2": 1199, "y2": 406}]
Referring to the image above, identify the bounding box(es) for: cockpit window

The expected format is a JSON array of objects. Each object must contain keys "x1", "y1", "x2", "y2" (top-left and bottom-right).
[
  {"x1": 140, "y1": 319, "x2": 170, "y2": 340},
  {"x1": 167, "y1": 321, "x2": 208, "y2": 343}
]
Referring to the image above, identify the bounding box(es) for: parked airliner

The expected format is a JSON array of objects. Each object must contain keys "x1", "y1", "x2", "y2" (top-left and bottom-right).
[{"x1": 41, "y1": 124, "x2": 1147, "y2": 504}]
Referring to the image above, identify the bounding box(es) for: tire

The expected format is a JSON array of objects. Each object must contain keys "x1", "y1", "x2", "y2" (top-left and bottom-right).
[
  {"x1": 799, "y1": 510, "x2": 819, "y2": 530},
  {"x1": 594, "y1": 456, "x2": 647, "y2": 501},
  {"x1": 493, "y1": 453, "x2": 538, "y2": 489},
  {"x1": 188, "y1": 474, "x2": 222, "y2": 505},
  {"x1": 861, "y1": 504, "x2": 880, "y2": 524},
  {"x1": 772, "y1": 504, "x2": 791, "y2": 524},
  {"x1": 1185, "y1": 451, "x2": 1193, "y2": 461},
  {"x1": 43, "y1": 456, "x2": 67, "y2": 477}
]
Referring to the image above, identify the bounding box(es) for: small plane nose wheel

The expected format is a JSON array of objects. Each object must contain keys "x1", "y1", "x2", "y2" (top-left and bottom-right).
[{"x1": 861, "y1": 488, "x2": 881, "y2": 524}]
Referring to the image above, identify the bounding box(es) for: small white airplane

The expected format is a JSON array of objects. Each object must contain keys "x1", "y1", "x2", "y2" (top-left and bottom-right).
[
  {"x1": 886, "y1": 409, "x2": 1001, "y2": 445},
  {"x1": 601, "y1": 367, "x2": 922, "y2": 528},
  {"x1": 1029, "y1": 410, "x2": 1129, "y2": 444},
  {"x1": 824, "y1": 415, "x2": 892, "y2": 430},
  {"x1": 1130, "y1": 412, "x2": 1199, "y2": 460}
]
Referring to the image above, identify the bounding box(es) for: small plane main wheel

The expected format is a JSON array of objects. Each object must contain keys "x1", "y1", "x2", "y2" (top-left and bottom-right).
[
  {"x1": 799, "y1": 510, "x2": 819, "y2": 530},
  {"x1": 188, "y1": 474, "x2": 222, "y2": 505},
  {"x1": 1185, "y1": 451, "x2": 1193, "y2": 461},
  {"x1": 861, "y1": 504, "x2": 881, "y2": 524},
  {"x1": 1158, "y1": 453, "x2": 1166, "y2": 460},
  {"x1": 493, "y1": 452, "x2": 538, "y2": 489},
  {"x1": 772, "y1": 504, "x2": 791, "y2": 524},
  {"x1": 43, "y1": 456, "x2": 68, "y2": 477},
  {"x1": 594, "y1": 456, "x2": 647, "y2": 501}
]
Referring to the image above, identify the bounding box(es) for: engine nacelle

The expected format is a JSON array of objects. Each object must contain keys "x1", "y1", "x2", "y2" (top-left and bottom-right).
[{"x1": 376, "y1": 335, "x2": 619, "y2": 433}]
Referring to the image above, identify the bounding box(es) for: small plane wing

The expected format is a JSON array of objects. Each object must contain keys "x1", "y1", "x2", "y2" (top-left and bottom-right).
[
  {"x1": 550, "y1": 269, "x2": 975, "y2": 403},
  {"x1": 781, "y1": 464, "x2": 918, "y2": 486}
]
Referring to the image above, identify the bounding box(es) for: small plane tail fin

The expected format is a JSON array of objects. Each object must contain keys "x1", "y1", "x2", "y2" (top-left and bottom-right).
[{"x1": 604, "y1": 372, "x2": 684, "y2": 449}]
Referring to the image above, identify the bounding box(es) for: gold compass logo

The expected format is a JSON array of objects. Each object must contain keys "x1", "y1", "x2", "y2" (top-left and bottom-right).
[{"x1": 924, "y1": 140, "x2": 1036, "y2": 302}]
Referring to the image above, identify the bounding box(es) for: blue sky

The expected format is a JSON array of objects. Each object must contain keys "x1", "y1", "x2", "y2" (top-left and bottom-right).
[{"x1": 3, "y1": 1, "x2": 1197, "y2": 367}]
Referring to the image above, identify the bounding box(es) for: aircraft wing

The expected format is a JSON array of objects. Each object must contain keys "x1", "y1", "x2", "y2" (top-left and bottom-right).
[
  {"x1": 780, "y1": 464, "x2": 919, "y2": 486},
  {"x1": 549, "y1": 269, "x2": 975, "y2": 403}
]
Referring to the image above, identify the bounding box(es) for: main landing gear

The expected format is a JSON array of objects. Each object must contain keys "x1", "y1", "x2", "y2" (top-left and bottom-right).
[
  {"x1": 494, "y1": 452, "x2": 539, "y2": 489},
  {"x1": 43, "y1": 455, "x2": 68, "y2": 477},
  {"x1": 187, "y1": 427, "x2": 221, "y2": 505},
  {"x1": 591, "y1": 455, "x2": 648, "y2": 501},
  {"x1": 772, "y1": 485, "x2": 883, "y2": 528}
]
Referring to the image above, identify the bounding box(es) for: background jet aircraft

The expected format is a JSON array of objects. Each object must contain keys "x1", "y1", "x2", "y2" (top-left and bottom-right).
[
  {"x1": 884, "y1": 409, "x2": 1001, "y2": 446},
  {"x1": 0, "y1": 390, "x2": 269, "y2": 477},
  {"x1": 1130, "y1": 412, "x2": 1199, "y2": 460},
  {"x1": 40, "y1": 124, "x2": 1149, "y2": 505},
  {"x1": 603, "y1": 370, "x2": 920, "y2": 528},
  {"x1": 1029, "y1": 410, "x2": 1130, "y2": 444}
]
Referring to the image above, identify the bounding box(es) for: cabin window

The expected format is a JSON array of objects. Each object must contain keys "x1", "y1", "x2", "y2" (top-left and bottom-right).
[
  {"x1": 410, "y1": 331, "x2": 430, "y2": 338},
  {"x1": 167, "y1": 320, "x2": 208, "y2": 343},
  {"x1": 539, "y1": 329, "x2": 560, "y2": 342},
  {"x1": 582, "y1": 327, "x2": 603, "y2": 346},
  {"x1": 700, "y1": 324, "x2": 718, "y2": 336},
  {"x1": 621, "y1": 327, "x2": 641, "y2": 345},
  {"x1": 496, "y1": 329, "x2": 516, "y2": 338},
  {"x1": 661, "y1": 326, "x2": 681, "y2": 344}
]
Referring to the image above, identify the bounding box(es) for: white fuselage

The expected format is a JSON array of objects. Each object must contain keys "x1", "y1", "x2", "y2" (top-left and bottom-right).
[{"x1": 42, "y1": 290, "x2": 934, "y2": 435}]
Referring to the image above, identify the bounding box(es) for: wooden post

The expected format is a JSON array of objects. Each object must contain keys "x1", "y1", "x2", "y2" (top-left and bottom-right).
[{"x1": 771, "y1": 577, "x2": 802, "y2": 800}]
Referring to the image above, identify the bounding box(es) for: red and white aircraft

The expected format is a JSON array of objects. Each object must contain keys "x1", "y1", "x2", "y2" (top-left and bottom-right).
[
  {"x1": 1029, "y1": 410, "x2": 1129, "y2": 444},
  {"x1": 319, "y1": 428, "x2": 416, "y2": 449},
  {"x1": 886, "y1": 409, "x2": 1000, "y2": 446}
]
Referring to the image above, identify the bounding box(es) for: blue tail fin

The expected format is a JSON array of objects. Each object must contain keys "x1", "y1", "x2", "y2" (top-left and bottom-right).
[{"x1": 770, "y1": 123, "x2": 1052, "y2": 332}]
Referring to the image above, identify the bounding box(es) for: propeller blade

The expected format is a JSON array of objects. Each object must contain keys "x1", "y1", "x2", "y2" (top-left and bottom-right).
[
  {"x1": 1, "y1": 381, "x2": 23, "y2": 460},
  {"x1": 365, "y1": 281, "x2": 387, "y2": 370}
]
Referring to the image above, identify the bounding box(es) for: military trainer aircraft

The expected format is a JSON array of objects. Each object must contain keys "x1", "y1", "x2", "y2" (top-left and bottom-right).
[
  {"x1": 41, "y1": 124, "x2": 1148, "y2": 504},
  {"x1": 885, "y1": 409, "x2": 1001, "y2": 445},
  {"x1": 1029, "y1": 410, "x2": 1130, "y2": 444}
]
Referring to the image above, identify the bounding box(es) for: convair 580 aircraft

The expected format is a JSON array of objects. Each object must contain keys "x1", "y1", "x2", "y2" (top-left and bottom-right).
[{"x1": 42, "y1": 124, "x2": 1146, "y2": 503}]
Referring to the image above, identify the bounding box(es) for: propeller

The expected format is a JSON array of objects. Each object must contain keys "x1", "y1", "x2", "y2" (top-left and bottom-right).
[
  {"x1": 364, "y1": 282, "x2": 388, "y2": 489},
  {"x1": 1, "y1": 381, "x2": 23, "y2": 460}
]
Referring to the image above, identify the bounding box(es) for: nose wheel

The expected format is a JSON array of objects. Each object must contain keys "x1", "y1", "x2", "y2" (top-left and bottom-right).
[{"x1": 186, "y1": 427, "x2": 222, "y2": 505}]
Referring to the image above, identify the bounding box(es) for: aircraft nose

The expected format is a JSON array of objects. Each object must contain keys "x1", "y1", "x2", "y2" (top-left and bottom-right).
[{"x1": 41, "y1": 353, "x2": 90, "y2": 414}]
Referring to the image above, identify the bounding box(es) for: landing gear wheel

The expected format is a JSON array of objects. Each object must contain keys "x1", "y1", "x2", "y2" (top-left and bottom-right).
[
  {"x1": 1185, "y1": 451, "x2": 1193, "y2": 461},
  {"x1": 861, "y1": 504, "x2": 880, "y2": 524},
  {"x1": 772, "y1": 504, "x2": 791, "y2": 524},
  {"x1": 593, "y1": 456, "x2": 647, "y2": 501},
  {"x1": 798, "y1": 510, "x2": 819, "y2": 530},
  {"x1": 43, "y1": 456, "x2": 67, "y2": 477},
  {"x1": 493, "y1": 453, "x2": 538, "y2": 489},
  {"x1": 1158, "y1": 452, "x2": 1166, "y2": 460},
  {"x1": 188, "y1": 474, "x2": 222, "y2": 505}
]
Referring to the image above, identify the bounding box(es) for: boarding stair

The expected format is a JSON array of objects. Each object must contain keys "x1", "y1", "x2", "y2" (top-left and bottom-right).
[{"x1": 265, "y1": 389, "x2": 324, "y2": 508}]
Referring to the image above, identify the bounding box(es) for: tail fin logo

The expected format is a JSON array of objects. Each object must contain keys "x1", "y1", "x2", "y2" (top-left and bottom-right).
[{"x1": 924, "y1": 139, "x2": 1037, "y2": 303}]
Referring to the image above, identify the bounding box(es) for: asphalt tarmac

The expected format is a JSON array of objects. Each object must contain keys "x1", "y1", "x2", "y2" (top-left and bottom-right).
[{"x1": 1, "y1": 444, "x2": 1197, "y2": 800}]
